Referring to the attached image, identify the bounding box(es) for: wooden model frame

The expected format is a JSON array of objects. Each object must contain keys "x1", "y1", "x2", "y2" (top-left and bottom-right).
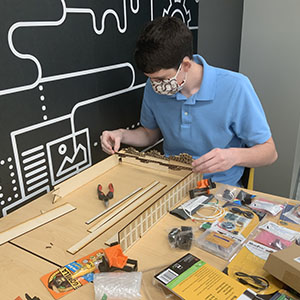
[
  {"x1": 117, "y1": 171, "x2": 201, "y2": 251},
  {"x1": 51, "y1": 151, "x2": 201, "y2": 254}
]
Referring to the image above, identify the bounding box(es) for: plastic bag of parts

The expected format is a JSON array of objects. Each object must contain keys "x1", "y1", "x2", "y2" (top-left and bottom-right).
[
  {"x1": 249, "y1": 198, "x2": 284, "y2": 216},
  {"x1": 94, "y1": 271, "x2": 142, "y2": 300},
  {"x1": 167, "y1": 226, "x2": 194, "y2": 250},
  {"x1": 214, "y1": 185, "x2": 239, "y2": 202},
  {"x1": 254, "y1": 229, "x2": 292, "y2": 250},
  {"x1": 195, "y1": 228, "x2": 245, "y2": 260},
  {"x1": 283, "y1": 204, "x2": 300, "y2": 224}
]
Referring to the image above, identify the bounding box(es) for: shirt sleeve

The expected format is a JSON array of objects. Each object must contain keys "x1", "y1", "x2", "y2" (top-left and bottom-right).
[
  {"x1": 230, "y1": 75, "x2": 272, "y2": 147},
  {"x1": 140, "y1": 79, "x2": 159, "y2": 129}
]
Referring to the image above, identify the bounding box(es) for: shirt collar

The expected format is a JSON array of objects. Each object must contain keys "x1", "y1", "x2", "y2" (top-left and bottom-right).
[{"x1": 175, "y1": 54, "x2": 216, "y2": 103}]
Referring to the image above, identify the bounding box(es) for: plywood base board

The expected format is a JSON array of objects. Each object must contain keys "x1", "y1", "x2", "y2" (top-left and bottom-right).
[
  {"x1": 52, "y1": 155, "x2": 119, "y2": 202},
  {"x1": 85, "y1": 187, "x2": 143, "y2": 225},
  {"x1": 67, "y1": 182, "x2": 166, "y2": 254},
  {"x1": 88, "y1": 181, "x2": 160, "y2": 233},
  {"x1": 0, "y1": 203, "x2": 76, "y2": 245}
]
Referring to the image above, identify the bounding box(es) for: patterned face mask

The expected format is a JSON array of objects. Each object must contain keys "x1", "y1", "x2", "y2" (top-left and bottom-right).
[{"x1": 150, "y1": 64, "x2": 186, "y2": 96}]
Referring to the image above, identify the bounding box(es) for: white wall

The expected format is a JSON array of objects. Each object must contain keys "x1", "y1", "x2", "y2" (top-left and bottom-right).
[{"x1": 240, "y1": 0, "x2": 300, "y2": 197}]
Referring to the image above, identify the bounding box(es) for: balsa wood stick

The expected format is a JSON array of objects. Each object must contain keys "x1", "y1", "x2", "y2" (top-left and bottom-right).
[
  {"x1": 88, "y1": 182, "x2": 160, "y2": 232},
  {"x1": 52, "y1": 155, "x2": 119, "y2": 203},
  {"x1": 0, "y1": 203, "x2": 76, "y2": 245},
  {"x1": 85, "y1": 187, "x2": 143, "y2": 225},
  {"x1": 67, "y1": 182, "x2": 166, "y2": 254}
]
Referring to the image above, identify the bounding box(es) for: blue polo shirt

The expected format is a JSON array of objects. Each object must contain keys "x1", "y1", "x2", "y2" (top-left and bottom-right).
[{"x1": 140, "y1": 55, "x2": 271, "y2": 186}]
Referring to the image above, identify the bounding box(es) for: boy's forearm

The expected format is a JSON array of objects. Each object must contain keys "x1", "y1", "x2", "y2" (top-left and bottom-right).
[
  {"x1": 120, "y1": 127, "x2": 161, "y2": 148},
  {"x1": 233, "y1": 137, "x2": 278, "y2": 168}
]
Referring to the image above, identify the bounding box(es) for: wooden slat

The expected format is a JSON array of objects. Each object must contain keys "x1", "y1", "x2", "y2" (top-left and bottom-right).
[
  {"x1": 85, "y1": 187, "x2": 143, "y2": 225},
  {"x1": 67, "y1": 182, "x2": 166, "y2": 254},
  {"x1": 0, "y1": 203, "x2": 76, "y2": 245},
  {"x1": 88, "y1": 181, "x2": 160, "y2": 232},
  {"x1": 52, "y1": 154, "x2": 119, "y2": 202}
]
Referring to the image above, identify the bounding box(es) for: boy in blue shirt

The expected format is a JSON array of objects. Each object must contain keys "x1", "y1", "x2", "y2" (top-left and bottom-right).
[{"x1": 101, "y1": 17, "x2": 277, "y2": 186}]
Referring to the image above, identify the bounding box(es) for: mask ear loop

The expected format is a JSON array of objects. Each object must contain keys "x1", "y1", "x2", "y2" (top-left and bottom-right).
[
  {"x1": 175, "y1": 63, "x2": 183, "y2": 77},
  {"x1": 163, "y1": 63, "x2": 182, "y2": 82},
  {"x1": 176, "y1": 63, "x2": 187, "y2": 87}
]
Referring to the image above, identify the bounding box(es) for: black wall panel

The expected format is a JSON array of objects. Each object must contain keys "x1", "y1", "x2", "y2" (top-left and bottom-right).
[
  {"x1": 0, "y1": 0, "x2": 199, "y2": 217},
  {"x1": 198, "y1": 0, "x2": 244, "y2": 71}
]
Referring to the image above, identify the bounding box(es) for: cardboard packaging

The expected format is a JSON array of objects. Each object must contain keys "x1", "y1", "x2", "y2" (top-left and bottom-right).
[{"x1": 263, "y1": 244, "x2": 300, "y2": 293}]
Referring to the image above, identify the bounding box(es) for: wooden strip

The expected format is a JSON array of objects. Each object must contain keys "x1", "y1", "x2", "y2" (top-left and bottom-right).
[
  {"x1": 88, "y1": 181, "x2": 160, "y2": 232},
  {"x1": 85, "y1": 187, "x2": 143, "y2": 225},
  {"x1": 116, "y1": 151, "x2": 192, "y2": 170},
  {"x1": 67, "y1": 182, "x2": 166, "y2": 254},
  {"x1": 113, "y1": 172, "x2": 202, "y2": 251},
  {"x1": 52, "y1": 155, "x2": 119, "y2": 203},
  {"x1": 0, "y1": 203, "x2": 76, "y2": 245}
]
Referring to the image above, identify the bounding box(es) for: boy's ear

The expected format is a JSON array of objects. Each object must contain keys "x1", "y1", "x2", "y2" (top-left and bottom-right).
[{"x1": 181, "y1": 56, "x2": 192, "y2": 72}]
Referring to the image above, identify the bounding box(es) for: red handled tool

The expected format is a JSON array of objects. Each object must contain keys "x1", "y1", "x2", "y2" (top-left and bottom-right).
[
  {"x1": 97, "y1": 183, "x2": 114, "y2": 207},
  {"x1": 106, "y1": 183, "x2": 114, "y2": 200}
]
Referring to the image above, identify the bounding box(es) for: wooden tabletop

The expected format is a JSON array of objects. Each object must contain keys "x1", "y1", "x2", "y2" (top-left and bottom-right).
[
  {"x1": 0, "y1": 243, "x2": 94, "y2": 300},
  {"x1": 0, "y1": 156, "x2": 190, "y2": 265},
  {"x1": 0, "y1": 155, "x2": 299, "y2": 300}
]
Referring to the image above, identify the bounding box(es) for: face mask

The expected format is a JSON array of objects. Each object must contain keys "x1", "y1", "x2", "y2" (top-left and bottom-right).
[{"x1": 150, "y1": 64, "x2": 186, "y2": 96}]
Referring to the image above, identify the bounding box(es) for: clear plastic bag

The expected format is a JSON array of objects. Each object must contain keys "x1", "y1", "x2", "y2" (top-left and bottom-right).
[
  {"x1": 249, "y1": 198, "x2": 284, "y2": 216},
  {"x1": 195, "y1": 228, "x2": 245, "y2": 260},
  {"x1": 283, "y1": 204, "x2": 300, "y2": 224},
  {"x1": 94, "y1": 272, "x2": 142, "y2": 300},
  {"x1": 214, "y1": 185, "x2": 239, "y2": 202},
  {"x1": 167, "y1": 226, "x2": 194, "y2": 250}
]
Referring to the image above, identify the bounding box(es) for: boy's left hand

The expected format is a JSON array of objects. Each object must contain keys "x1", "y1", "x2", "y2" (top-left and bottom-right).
[{"x1": 191, "y1": 148, "x2": 236, "y2": 173}]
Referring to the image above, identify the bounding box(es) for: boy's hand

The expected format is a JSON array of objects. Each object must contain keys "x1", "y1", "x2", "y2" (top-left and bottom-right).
[
  {"x1": 192, "y1": 148, "x2": 236, "y2": 173},
  {"x1": 100, "y1": 130, "x2": 123, "y2": 155}
]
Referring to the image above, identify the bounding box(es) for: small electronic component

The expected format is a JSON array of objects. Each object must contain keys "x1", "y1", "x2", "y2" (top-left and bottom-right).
[
  {"x1": 236, "y1": 190, "x2": 255, "y2": 205},
  {"x1": 225, "y1": 212, "x2": 238, "y2": 221},
  {"x1": 168, "y1": 226, "x2": 193, "y2": 250},
  {"x1": 220, "y1": 222, "x2": 235, "y2": 230},
  {"x1": 223, "y1": 189, "x2": 235, "y2": 201}
]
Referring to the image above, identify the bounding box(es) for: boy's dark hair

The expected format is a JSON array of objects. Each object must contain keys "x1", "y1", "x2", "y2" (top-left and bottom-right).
[{"x1": 134, "y1": 16, "x2": 193, "y2": 74}]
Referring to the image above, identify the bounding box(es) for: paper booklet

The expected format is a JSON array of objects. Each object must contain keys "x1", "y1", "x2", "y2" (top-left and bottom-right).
[{"x1": 154, "y1": 253, "x2": 256, "y2": 300}]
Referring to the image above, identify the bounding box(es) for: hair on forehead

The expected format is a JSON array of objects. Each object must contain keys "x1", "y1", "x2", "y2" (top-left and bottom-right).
[{"x1": 134, "y1": 16, "x2": 193, "y2": 74}]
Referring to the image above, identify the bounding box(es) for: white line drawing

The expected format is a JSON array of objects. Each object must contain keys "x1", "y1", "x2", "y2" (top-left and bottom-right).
[
  {"x1": 1, "y1": 0, "x2": 198, "y2": 216},
  {"x1": 22, "y1": 152, "x2": 45, "y2": 164},
  {"x1": 27, "y1": 179, "x2": 49, "y2": 192},
  {"x1": 163, "y1": 0, "x2": 191, "y2": 25},
  {"x1": 24, "y1": 166, "x2": 47, "y2": 178},
  {"x1": 21, "y1": 145, "x2": 44, "y2": 157},
  {"x1": 56, "y1": 144, "x2": 87, "y2": 177},
  {"x1": 1, "y1": 0, "x2": 141, "y2": 97},
  {"x1": 23, "y1": 159, "x2": 47, "y2": 172},
  {"x1": 46, "y1": 128, "x2": 90, "y2": 186},
  {"x1": 0, "y1": 0, "x2": 67, "y2": 97},
  {"x1": 26, "y1": 172, "x2": 48, "y2": 186}
]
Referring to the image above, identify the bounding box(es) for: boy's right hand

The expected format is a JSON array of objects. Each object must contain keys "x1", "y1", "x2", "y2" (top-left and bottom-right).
[{"x1": 100, "y1": 129, "x2": 123, "y2": 155}]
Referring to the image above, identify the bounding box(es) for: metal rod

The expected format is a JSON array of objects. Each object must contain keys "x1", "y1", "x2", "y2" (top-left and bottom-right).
[{"x1": 85, "y1": 187, "x2": 143, "y2": 225}]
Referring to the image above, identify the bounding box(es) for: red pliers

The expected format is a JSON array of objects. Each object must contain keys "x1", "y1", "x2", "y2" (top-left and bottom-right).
[{"x1": 97, "y1": 183, "x2": 114, "y2": 207}]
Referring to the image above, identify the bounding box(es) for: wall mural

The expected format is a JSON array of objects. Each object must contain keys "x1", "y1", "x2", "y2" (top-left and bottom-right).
[{"x1": 0, "y1": 0, "x2": 199, "y2": 217}]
